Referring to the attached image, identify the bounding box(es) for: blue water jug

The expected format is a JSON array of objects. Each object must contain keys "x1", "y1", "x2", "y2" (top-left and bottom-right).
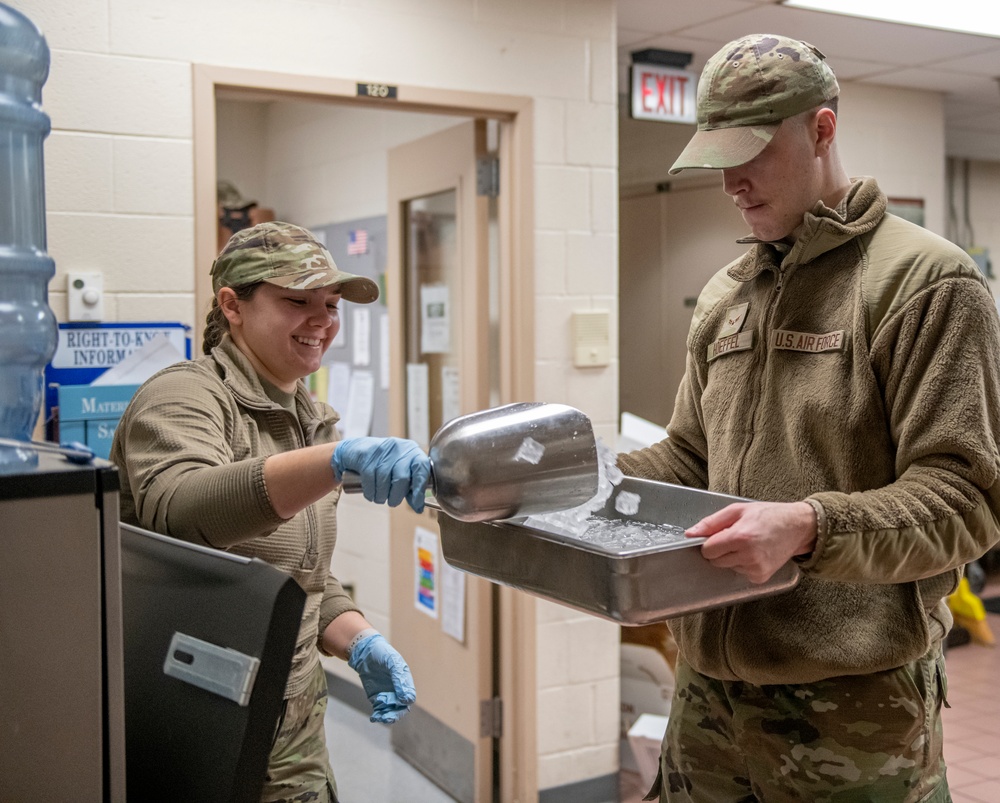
[{"x1": 0, "y1": 3, "x2": 57, "y2": 470}]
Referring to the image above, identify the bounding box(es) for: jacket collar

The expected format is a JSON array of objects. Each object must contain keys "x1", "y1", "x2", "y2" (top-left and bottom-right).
[
  {"x1": 213, "y1": 334, "x2": 279, "y2": 408},
  {"x1": 212, "y1": 335, "x2": 340, "y2": 435},
  {"x1": 728, "y1": 177, "x2": 887, "y2": 282}
]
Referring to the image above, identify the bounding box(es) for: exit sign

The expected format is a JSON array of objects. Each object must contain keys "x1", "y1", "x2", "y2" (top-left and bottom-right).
[{"x1": 630, "y1": 64, "x2": 696, "y2": 124}]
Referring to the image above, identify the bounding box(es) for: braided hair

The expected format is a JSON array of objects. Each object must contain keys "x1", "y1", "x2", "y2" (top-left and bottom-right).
[{"x1": 202, "y1": 283, "x2": 261, "y2": 354}]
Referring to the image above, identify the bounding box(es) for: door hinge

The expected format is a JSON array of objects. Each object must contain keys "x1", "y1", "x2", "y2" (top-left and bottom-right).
[
  {"x1": 480, "y1": 696, "x2": 503, "y2": 739},
  {"x1": 476, "y1": 156, "x2": 499, "y2": 197}
]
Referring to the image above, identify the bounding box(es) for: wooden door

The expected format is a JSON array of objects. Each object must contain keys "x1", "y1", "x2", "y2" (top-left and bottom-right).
[{"x1": 386, "y1": 120, "x2": 494, "y2": 803}]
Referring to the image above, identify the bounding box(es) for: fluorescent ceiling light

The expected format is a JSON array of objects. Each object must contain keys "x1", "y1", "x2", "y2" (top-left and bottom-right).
[{"x1": 782, "y1": 0, "x2": 1000, "y2": 38}]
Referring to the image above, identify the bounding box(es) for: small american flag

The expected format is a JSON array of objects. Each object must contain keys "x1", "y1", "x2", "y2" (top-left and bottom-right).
[{"x1": 347, "y1": 229, "x2": 368, "y2": 255}]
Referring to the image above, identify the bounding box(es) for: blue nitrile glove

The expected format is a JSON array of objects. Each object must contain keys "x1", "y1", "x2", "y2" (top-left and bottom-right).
[
  {"x1": 347, "y1": 632, "x2": 416, "y2": 724},
  {"x1": 331, "y1": 437, "x2": 431, "y2": 513}
]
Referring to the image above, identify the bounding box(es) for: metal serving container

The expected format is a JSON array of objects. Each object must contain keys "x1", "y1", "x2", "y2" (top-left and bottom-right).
[
  {"x1": 344, "y1": 401, "x2": 599, "y2": 522},
  {"x1": 437, "y1": 476, "x2": 800, "y2": 625}
]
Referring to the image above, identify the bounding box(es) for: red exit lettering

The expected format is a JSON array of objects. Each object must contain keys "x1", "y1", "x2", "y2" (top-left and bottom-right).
[{"x1": 640, "y1": 71, "x2": 689, "y2": 116}]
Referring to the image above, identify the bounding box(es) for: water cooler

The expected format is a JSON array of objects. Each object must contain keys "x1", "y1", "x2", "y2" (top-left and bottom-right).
[{"x1": 0, "y1": 5, "x2": 126, "y2": 800}]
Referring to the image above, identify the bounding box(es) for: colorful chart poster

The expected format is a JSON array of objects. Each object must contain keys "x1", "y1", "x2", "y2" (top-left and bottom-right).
[{"x1": 414, "y1": 526, "x2": 438, "y2": 619}]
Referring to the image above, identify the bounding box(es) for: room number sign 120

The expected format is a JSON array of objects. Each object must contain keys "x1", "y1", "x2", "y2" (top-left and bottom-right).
[{"x1": 357, "y1": 82, "x2": 398, "y2": 99}]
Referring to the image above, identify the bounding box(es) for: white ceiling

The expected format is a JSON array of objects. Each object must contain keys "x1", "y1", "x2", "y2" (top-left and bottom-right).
[{"x1": 617, "y1": 0, "x2": 1000, "y2": 162}]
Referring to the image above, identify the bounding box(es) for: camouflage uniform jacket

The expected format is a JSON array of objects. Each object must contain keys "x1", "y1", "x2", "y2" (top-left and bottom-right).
[
  {"x1": 619, "y1": 177, "x2": 1000, "y2": 685},
  {"x1": 110, "y1": 334, "x2": 360, "y2": 698}
]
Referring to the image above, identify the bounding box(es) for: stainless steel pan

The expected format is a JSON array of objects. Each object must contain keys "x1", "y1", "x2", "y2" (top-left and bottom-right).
[
  {"x1": 437, "y1": 476, "x2": 801, "y2": 623},
  {"x1": 342, "y1": 402, "x2": 599, "y2": 522}
]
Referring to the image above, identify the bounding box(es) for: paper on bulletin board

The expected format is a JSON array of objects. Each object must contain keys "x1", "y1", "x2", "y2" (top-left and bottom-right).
[
  {"x1": 441, "y1": 557, "x2": 466, "y2": 644},
  {"x1": 331, "y1": 322, "x2": 346, "y2": 349},
  {"x1": 414, "y1": 526, "x2": 438, "y2": 619},
  {"x1": 442, "y1": 365, "x2": 460, "y2": 425},
  {"x1": 379, "y1": 314, "x2": 390, "y2": 390},
  {"x1": 420, "y1": 284, "x2": 450, "y2": 355},
  {"x1": 342, "y1": 369, "x2": 374, "y2": 439},
  {"x1": 352, "y1": 307, "x2": 371, "y2": 366},
  {"x1": 406, "y1": 362, "x2": 430, "y2": 448},
  {"x1": 328, "y1": 362, "x2": 351, "y2": 419}
]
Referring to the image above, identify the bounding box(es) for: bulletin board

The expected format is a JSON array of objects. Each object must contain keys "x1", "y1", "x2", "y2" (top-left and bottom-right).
[{"x1": 310, "y1": 214, "x2": 390, "y2": 438}]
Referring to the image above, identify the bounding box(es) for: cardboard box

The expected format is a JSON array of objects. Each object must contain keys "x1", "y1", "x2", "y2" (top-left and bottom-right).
[
  {"x1": 620, "y1": 641, "x2": 674, "y2": 774},
  {"x1": 628, "y1": 713, "x2": 669, "y2": 789}
]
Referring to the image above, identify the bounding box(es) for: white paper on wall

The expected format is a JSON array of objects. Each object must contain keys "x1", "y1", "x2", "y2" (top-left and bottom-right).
[
  {"x1": 442, "y1": 365, "x2": 460, "y2": 425},
  {"x1": 441, "y1": 557, "x2": 466, "y2": 643},
  {"x1": 406, "y1": 362, "x2": 430, "y2": 449},
  {"x1": 328, "y1": 362, "x2": 351, "y2": 419},
  {"x1": 342, "y1": 370, "x2": 374, "y2": 439},
  {"x1": 379, "y1": 313, "x2": 391, "y2": 391},
  {"x1": 352, "y1": 307, "x2": 371, "y2": 366},
  {"x1": 420, "y1": 284, "x2": 451, "y2": 355}
]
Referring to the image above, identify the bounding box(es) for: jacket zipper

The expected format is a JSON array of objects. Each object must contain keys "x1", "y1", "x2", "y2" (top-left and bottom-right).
[
  {"x1": 723, "y1": 263, "x2": 787, "y2": 675},
  {"x1": 734, "y1": 263, "x2": 787, "y2": 493}
]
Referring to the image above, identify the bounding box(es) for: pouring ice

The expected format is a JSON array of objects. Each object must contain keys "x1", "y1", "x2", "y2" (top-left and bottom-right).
[{"x1": 614, "y1": 491, "x2": 641, "y2": 516}]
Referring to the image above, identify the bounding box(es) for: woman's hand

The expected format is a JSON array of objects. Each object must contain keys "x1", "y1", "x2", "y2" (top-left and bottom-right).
[{"x1": 332, "y1": 437, "x2": 431, "y2": 513}]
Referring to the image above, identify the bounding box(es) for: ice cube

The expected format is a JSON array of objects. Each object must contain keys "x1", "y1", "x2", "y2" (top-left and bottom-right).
[{"x1": 615, "y1": 491, "x2": 641, "y2": 516}]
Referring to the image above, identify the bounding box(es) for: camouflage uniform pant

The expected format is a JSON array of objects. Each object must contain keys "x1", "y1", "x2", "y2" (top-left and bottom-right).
[
  {"x1": 645, "y1": 646, "x2": 951, "y2": 803},
  {"x1": 261, "y1": 662, "x2": 339, "y2": 803}
]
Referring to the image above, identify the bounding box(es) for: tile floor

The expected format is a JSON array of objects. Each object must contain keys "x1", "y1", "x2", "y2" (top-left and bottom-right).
[
  {"x1": 326, "y1": 583, "x2": 1000, "y2": 803},
  {"x1": 936, "y1": 578, "x2": 1000, "y2": 803},
  {"x1": 325, "y1": 693, "x2": 455, "y2": 802}
]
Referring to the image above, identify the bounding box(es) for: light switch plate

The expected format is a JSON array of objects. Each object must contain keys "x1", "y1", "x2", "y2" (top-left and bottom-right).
[{"x1": 572, "y1": 309, "x2": 610, "y2": 367}]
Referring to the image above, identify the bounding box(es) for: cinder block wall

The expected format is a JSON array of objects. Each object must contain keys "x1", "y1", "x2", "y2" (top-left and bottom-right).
[{"x1": 24, "y1": 0, "x2": 620, "y2": 794}]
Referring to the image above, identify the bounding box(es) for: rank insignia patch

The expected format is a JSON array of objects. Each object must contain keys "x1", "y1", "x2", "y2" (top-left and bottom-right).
[{"x1": 718, "y1": 302, "x2": 749, "y2": 338}]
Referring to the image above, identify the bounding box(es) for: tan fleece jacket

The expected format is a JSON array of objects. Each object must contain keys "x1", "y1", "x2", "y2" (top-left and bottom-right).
[
  {"x1": 109, "y1": 335, "x2": 360, "y2": 698},
  {"x1": 619, "y1": 178, "x2": 1000, "y2": 684}
]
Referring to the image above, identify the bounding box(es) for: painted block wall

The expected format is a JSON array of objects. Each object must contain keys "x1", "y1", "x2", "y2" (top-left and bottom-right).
[{"x1": 23, "y1": 0, "x2": 620, "y2": 793}]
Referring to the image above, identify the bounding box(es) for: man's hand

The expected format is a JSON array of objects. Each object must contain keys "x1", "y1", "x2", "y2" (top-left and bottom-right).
[{"x1": 685, "y1": 501, "x2": 817, "y2": 584}]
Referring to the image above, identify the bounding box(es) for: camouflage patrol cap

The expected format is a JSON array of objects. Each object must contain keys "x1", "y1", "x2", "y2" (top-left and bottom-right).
[
  {"x1": 669, "y1": 34, "x2": 839, "y2": 174},
  {"x1": 211, "y1": 221, "x2": 379, "y2": 304}
]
